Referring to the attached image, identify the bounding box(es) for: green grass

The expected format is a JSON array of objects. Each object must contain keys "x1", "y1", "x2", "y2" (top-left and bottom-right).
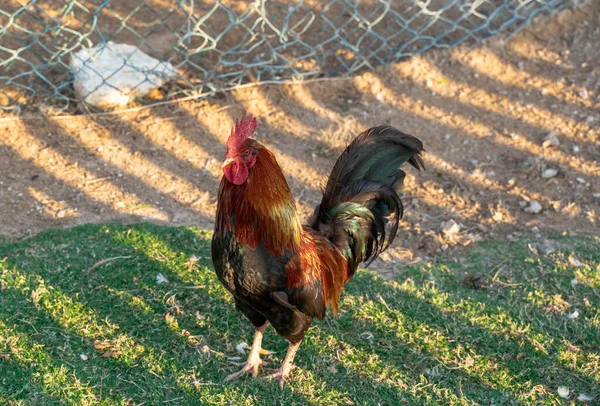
[{"x1": 0, "y1": 223, "x2": 598, "y2": 405}]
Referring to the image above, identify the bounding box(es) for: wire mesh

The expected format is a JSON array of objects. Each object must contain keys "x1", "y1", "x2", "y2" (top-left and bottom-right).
[{"x1": 0, "y1": 0, "x2": 587, "y2": 115}]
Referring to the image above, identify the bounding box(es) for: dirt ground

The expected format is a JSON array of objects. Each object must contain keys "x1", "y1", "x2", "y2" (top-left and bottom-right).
[
  {"x1": 1, "y1": 0, "x2": 523, "y2": 112},
  {"x1": 0, "y1": 3, "x2": 598, "y2": 276}
]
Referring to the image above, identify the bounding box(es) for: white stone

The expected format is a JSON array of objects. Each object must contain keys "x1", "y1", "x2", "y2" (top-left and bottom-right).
[
  {"x1": 70, "y1": 42, "x2": 177, "y2": 109},
  {"x1": 578, "y1": 393, "x2": 594, "y2": 402},
  {"x1": 557, "y1": 386, "x2": 570, "y2": 399},
  {"x1": 235, "y1": 342, "x2": 248, "y2": 354},
  {"x1": 156, "y1": 273, "x2": 169, "y2": 284},
  {"x1": 441, "y1": 219, "x2": 461, "y2": 236},
  {"x1": 524, "y1": 201, "x2": 543, "y2": 214},
  {"x1": 542, "y1": 131, "x2": 560, "y2": 148},
  {"x1": 542, "y1": 168, "x2": 559, "y2": 179}
]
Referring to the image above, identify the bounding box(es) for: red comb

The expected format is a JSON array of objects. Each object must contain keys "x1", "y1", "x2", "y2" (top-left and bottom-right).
[{"x1": 226, "y1": 112, "x2": 257, "y2": 155}]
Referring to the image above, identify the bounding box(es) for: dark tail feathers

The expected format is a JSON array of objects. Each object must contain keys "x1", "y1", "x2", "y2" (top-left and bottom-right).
[{"x1": 308, "y1": 125, "x2": 424, "y2": 276}]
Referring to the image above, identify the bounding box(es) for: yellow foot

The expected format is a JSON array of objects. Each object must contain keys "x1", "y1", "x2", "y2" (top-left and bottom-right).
[
  {"x1": 225, "y1": 358, "x2": 263, "y2": 381},
  {"x1": 264, "y1": 369, "x2": 291, "y2": 388}
]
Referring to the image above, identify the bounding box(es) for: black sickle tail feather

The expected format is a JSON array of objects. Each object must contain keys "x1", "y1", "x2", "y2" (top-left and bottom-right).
[{"x1": 309, "y1": 125, "x2": 424, "y2": 276}]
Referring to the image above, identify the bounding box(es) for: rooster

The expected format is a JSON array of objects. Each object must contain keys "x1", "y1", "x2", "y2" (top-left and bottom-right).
[{"x1": 212, "y1": 112, "x2": 424, "y2": 386}]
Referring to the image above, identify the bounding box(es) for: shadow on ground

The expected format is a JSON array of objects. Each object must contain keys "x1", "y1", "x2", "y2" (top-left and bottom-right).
[{"x1": 0, "y1": 223, "x2": 598, "y2": 405}]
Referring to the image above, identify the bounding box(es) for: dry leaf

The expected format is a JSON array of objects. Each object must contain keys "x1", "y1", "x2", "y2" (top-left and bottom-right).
[
  {"x1": 568, "y1": 254, "x2": 585, "y2": 268},
  {"x1": 100, "y1": 350, "x2": 119, "y2": 359},
  {"x1": 94, "y1": 340, "x2": 111, "y2": 351},
  {"x1": 100, "y1": 350, "x2": 112, "y2": 358},
  {"x1": 94, "y1": 340, "x2": 119, "y2": 359},
  {"x1": 0, "y1": 353, "x2": 10, "y2": 360},
  {"x1": 165, "y1": 313, "x2": 179, "y2": 328},
  {"x1": 166, "y1": 294, "x2": 183, "y2": 316}
]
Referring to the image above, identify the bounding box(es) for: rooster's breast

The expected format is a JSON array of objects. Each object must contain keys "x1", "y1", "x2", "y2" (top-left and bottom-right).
[{"x1": 211, "y1": 230, "x2": 290, "y2": 297}]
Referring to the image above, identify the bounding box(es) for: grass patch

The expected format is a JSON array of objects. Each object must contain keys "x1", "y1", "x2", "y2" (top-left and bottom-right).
[{"x1": 0, "y1": 223, "x2": 598, "y2": 405}]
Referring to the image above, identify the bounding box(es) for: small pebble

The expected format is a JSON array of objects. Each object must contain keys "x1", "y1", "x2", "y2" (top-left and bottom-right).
[
  {"x1": 524, "y1": 201, "x2": 543, "y2": 214},
  {"x1": 156, "y1": 273, "x2": 169, "y2": 284},
  {"x1": 558, "y1": 386, "x2": 570, "y2": 399},
  {"x1": 542, "y1": 168, "x2": 559, "y2": 179},
  {"x1": 235, "y1": 343, "x2": 248, "y2": 354},
  {"x1": 441, "y1": 220, "x2": 461, "y2": 236},
  {"x1": 424, "y1": 368, "x2": 441, "y2": 377},
  {"x1": 542, "y1": 131, "x2": 560, "y2": 148},
  {"x1": 578, "y1": 393, "x2": 594, "y2": 402}
]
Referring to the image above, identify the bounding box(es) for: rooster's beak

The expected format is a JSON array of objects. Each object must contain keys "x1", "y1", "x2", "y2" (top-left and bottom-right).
[{"x1": 221, "y1": 158, "x2": 236, "y2": 169}]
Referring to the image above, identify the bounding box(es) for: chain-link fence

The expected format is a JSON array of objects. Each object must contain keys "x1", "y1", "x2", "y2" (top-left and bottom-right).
[{"x1": 0, "y1": 0, "x2": 586, "y2": 115}]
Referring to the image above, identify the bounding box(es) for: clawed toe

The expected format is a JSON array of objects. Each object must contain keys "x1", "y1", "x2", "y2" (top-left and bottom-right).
[
  {"x1": 225, "y1": 359, "x2": 263, "y2": 381},
  {"x1": 264, "y1": 370, "x2": 290, "y2": 388}
]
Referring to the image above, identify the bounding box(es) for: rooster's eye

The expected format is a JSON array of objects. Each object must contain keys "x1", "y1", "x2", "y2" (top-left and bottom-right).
[{"x1": 244, "y1": 149, "x2": 250, "y2": 155}]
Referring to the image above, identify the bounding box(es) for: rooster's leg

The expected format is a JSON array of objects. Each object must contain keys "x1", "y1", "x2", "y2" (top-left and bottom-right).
[
  {"x1": 265, "y1": 340, "x2": 301, "y2": 387},
  {"x1": 226, "y1": 323, "x2": 268, "y2": 381}
]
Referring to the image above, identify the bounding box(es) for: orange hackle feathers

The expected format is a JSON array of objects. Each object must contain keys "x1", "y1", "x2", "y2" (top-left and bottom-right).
[
  {"x1": 216, "y1": 145, "x2": 301, "y2": 257},
  {"x1": 226, "y1": 111, "x2": 257, "y2": 156},
  {"x1": 286, "y1": 228, "x2": 348, "y2": 316}
]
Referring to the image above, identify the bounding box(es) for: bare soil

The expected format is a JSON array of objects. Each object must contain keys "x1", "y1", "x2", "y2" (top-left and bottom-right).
[{"x1": 1, "y1": 4, "x2": 598, "y2": 276}]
